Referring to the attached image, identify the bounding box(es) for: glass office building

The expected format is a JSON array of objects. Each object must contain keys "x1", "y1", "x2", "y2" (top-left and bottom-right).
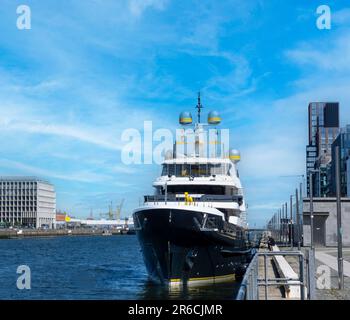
[
  {"x1": 306, "y1": 102, "x2": 339, "y2": 197},
  {"x1": 328, "y1": 125, "x2": 350, "y2": 197}
]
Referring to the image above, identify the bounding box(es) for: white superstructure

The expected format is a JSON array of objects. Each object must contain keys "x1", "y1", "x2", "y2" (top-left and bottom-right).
[
  {"x1": 136, "y1": 96, "x2": 247, "y2": 229},
  {"x1": 145, "y1": 156, "x2": 247, "y2": 228},
  {"x1": 133, "y1": 94, "x2": 250, "y2": 286}
]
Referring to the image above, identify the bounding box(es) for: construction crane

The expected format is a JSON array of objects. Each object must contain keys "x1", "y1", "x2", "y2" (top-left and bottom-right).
[
  {"x1": 87, "y1": 208, "x2": 94, "y2": 220},
  {"x1": 116, "y1": 199, "x2": 124, "y2": 221},
  {"x1": 108, "y1": 201, "x2": 113, "y2": 220},
  {"x1": 99, "y1": 199, "x2": 125, "y2": 221},
  {"x1": 98, "y1": 202, "x2": 113, "y2": 220}
]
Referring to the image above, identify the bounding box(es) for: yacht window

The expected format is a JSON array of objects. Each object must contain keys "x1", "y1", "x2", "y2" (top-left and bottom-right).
[
  {"x1": 166, "y1": 185, "x2": 225, "y2": 195},
  {"x1": 162, "y1": 163, "x2": 231, "y2": 177}
]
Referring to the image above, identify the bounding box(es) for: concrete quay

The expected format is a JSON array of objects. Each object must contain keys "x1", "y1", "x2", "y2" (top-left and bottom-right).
[
  {"x1": 275, "y1": 246, "x2": 350, "y2": 300},
  {"x1": 257, "y1": 248, "x2": 286, "y2": 300},
  {"x1": 311, "y1": 247, "x2": 350, "y2": 300},
  {"x1": 0, "y1": 228, "x2": 133, "y2": 239}
]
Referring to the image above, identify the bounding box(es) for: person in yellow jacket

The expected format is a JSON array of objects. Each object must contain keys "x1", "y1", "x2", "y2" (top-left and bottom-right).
[{"x1": 184, "y1": 192, "x2": 193, "y2": 205}]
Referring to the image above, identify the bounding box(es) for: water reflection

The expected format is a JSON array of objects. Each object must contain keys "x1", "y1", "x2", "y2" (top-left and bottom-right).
[{"x1": 138, "y1": 280, "x2": 241, "y2": 300}]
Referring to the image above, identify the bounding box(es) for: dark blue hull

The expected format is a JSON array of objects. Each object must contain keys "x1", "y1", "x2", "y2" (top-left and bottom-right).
[{"x1": 133, "y1": 208, "x2": 252, "y2": 286}]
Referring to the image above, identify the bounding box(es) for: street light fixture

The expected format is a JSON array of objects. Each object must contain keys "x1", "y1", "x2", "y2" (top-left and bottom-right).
[
  {"x1": 278, "y1": 174, "x2": 305, "y2": 248},
  {"x1": 295, "y1": 188, "x2": 301, "y2": 250},
  {"x1": 335, "y1": 145, "x2": 344, "y2": 290},
  {"x1": 285, "y1": 202, "x2": 288, "y2": 246},
  {"x1": 290, "y1": 195, "x2": 294, "y2": 249},
  {"x1": 308, "y1": 169, "x2": 319, "y2": 250}
]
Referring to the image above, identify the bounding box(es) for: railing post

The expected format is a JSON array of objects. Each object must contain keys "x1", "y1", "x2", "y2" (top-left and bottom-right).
[
  {"x1": 264, "y1": 254, "x2": 268, "y2": 300},
  {"x1": 299, "y1": 254, "x2": 305, "y2": 300},
  {"x1": 256, "y1": 255, "x2": 259, "y2": 300},
  {"x1": 252, "y1": 257, "x2": 256, "y2": 300},
  {"x1": 296, "y1": 188, "x2": 301, "y2": 250},
  {"x1": 307, "y1": 248, "x2": 316, "y2": 300},
  {"x1": 248, "y1": 273, "x2": 252, "y2": 300}
]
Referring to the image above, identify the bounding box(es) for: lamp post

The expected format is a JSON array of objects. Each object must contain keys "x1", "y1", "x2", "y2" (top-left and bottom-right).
[
  {"x1": 275, "y1": 213, "x2": 278, "y2": 239},
  {"x1": 309, "y1": 171, "x2": 314, "y2": 250},
  {"x1": 282, "y1": 204, "x2": 285, "y2": 245},
  {"x1": 296, "y1": 188, "x2": 301, "y2": 250},
  {"x1": 290, "y1": 195, "x2": 293, "y2": 249},
  {"x1": 278, "y1": 174, "x2": 305, "y2": 247},
  {"x1": 281, "y1": 204, "x2": 285, "y2": 244},
  {"x1": 285, "y1": 202, "x2": 288, "y2": 246},
  {"x1": 279, "y1": 207, "x2": 282, "y2": 244},
  {"x1": 299, "y1": 182, "x2": 303, "y2": 247},
  {"x1": 335, "y1": 145, "x2": 344, "y2": 290}
]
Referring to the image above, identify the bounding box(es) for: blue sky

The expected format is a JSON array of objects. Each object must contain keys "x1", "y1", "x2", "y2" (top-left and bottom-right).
[{"x1": 1, "y1": 0, "x2": 350, "y2": 226}]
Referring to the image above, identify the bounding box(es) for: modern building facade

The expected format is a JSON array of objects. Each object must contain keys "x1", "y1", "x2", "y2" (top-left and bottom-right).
[
  {"x1": 327, "y1": 125, "x2": 350, "y2": 197},
  {"x1": 303, "y1": 198, "x2": 350, "y2": 246},
  {"x1": 306, "y1": 102, "x2": 339, "y2": 197},
  {"x1": 0, "y1": 177, "x2": 56, "y2": 229}
]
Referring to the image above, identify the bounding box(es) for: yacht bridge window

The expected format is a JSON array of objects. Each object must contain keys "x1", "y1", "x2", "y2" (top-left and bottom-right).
[
  {"x1": 158, "y1": 185, "x2": 238, "y2": 196},
  {"x1": 161, "y1": 163, "x2": 231, "y2": 177}
]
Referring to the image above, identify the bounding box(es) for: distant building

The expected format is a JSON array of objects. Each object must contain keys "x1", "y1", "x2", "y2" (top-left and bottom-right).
[
  {"x1": 306, "y1": 102, "x2": 339, "y2": 197},
  {"x1": 0, "y1": 177, "x2": 56, "y2": 229},
  {"x1": 327, "y1": 125, "x2": 350, "y2": 197},
  {"x1": 56, "y1": 211, "x2": 66, "y2": 222},
  {"x1": 303, "y1": 198, "x2": 350, "y2": 246}
]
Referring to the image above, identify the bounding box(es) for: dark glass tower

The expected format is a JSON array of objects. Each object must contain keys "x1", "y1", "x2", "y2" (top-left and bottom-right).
[
  {"x1": 306, "y1": 102, "x2": 339, "y2": 197},
  {"x1": 328, "y1": 125, "x2": 350, "y2": 197}
]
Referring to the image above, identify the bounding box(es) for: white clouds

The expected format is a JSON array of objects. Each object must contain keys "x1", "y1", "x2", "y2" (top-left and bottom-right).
[
  {"x1": 2, "y1": 120, "x2": 121, "y2": 151},
  {"x1": 283, "y1": 28, "x2": 350, "y2": 122},
  {"x1": 285, "y1": 31, "x2": 350, "y2": 72},
  {"x1": 128, "y1": 0, "x2": 169, "y2": 17},
  {"x1": 0, "y1": 159, "x2": 111, "y2": 183},
  {"x1": 241, "y1": 138, "x2": 305, "y2": 179},
  {"x1": 204, "y1": 52, "x2": 254, "y2": 98},
  {"x1": 248, "y1": 203, "x2": 281, "y2": 211},
  {"x1": 1, "y1": 1, "x2": 349, "y2": 225},
  {"x1": 243, "y1": 26, "x2": 350, "y2": 226},
  {"x1": 110, "y1": 164, "x2": 136, "y2": 174},
  {"x1": 333, "y1": 8, "x2": 350, "y2": 26}
]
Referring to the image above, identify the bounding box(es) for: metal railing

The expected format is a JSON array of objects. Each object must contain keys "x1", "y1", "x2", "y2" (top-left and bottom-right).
[
  {"x1": 144, "y1": 194, "x2": 243, "y2": 203},
  {"x1": 236, "y1": 251, "x2": 307, "y2": 300},
  {"x1": 236, "y1": 252, "x2": 259, "y2": 300}
]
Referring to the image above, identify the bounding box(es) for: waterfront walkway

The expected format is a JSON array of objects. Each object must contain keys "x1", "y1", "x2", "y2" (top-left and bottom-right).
[
  {"x1": 315, "y1": 251, "x2": 350, "y2": 277},
  {"x1": 312, "y1": 248, "x2": 350, "y2": 300},
  {"x1": 257, "y1": 250, "x2": 285, "y2": 299}
]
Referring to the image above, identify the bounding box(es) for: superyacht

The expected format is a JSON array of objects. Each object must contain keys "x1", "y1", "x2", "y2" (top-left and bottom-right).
[{"x1": 133, "y1": 94, "x2": 252, "y2": 286}]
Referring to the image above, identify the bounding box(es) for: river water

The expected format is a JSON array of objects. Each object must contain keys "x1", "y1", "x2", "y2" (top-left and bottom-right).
[{"x1": 0, "y1": 235, "x2": 240, "y2": 299}]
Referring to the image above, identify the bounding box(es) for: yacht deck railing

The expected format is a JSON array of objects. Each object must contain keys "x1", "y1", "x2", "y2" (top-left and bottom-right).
[{"x1": 144, "y1": 194, "x2": 243, "y2": 204}]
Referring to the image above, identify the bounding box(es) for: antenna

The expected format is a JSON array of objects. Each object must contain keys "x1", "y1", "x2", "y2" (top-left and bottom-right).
[{"x1": 196, "y1": 92, "x2": 203, "y2": 123}]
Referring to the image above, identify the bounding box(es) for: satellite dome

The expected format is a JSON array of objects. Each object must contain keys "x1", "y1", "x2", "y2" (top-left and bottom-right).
[
  {"x1": 164, "y1": 150, "x2": 173, "y2": 160},
  {"x1": 179, "y1": 111, "x2": 193, "y2": 125},
  {"x1": 208, "y1": 110, "x2": 221, "y2": 125},
  {"x1": 229, "y1": 149, "x2": 241, "y2": 163}
]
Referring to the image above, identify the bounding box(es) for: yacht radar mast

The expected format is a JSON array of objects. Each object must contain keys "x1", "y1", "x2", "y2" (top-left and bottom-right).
[{"x1": 196, "y1": 92, "x2": 203, "y2": 124}]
